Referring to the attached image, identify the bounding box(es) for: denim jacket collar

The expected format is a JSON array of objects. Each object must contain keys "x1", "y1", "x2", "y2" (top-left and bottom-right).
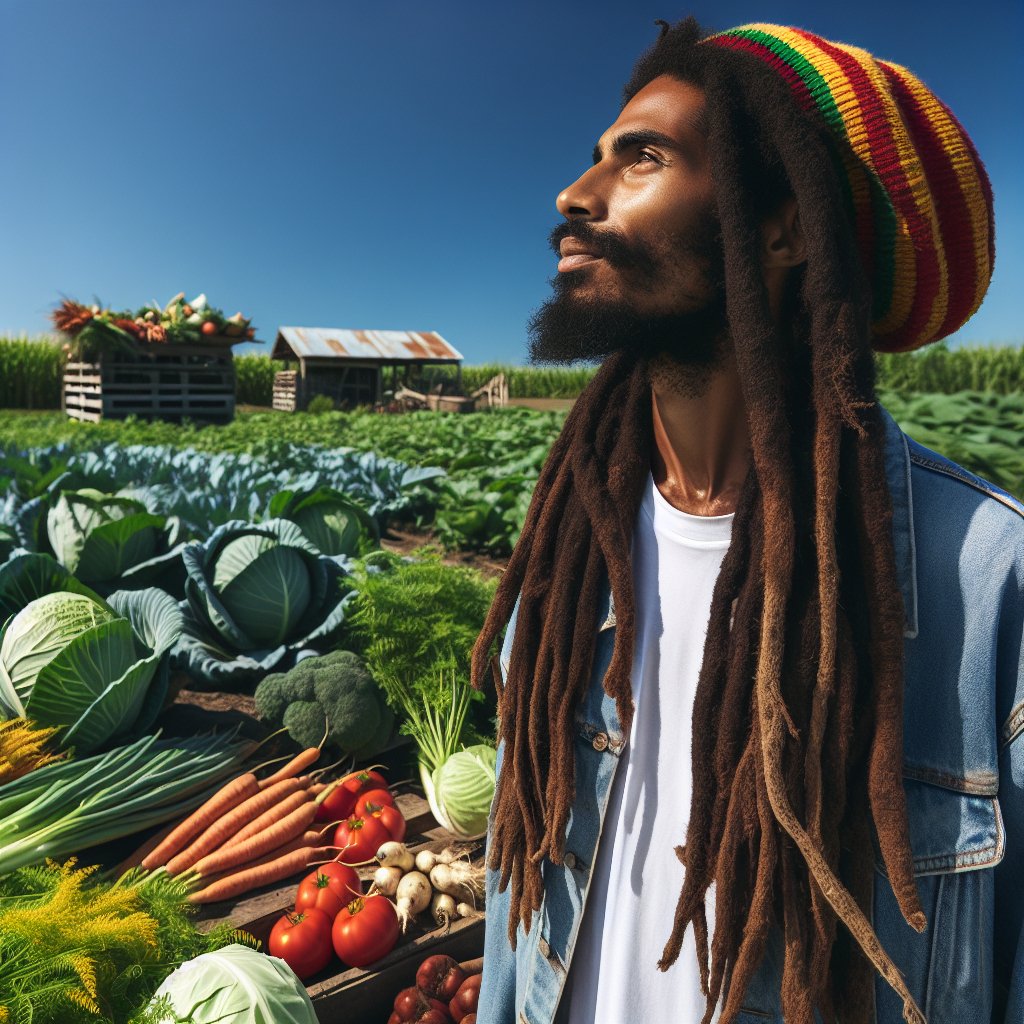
[{"x1": 598, "y1": 403, "x2": 919, "y2": 639}]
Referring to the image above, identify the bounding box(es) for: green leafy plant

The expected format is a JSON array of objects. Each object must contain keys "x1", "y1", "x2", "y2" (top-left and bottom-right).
[
  {"x1": 173, "y1": 519, "x2": 353, "y2": 691},
  {"x1": 346, "y1": 551, "x2": 497, "y2": 714},
  {"x1": 46, "y1": 488, "x2": 185, "y2": 594},
  {"x1": 0, "y1": 582, "x2": 182, "y2": 754},
  {"x1": 266, "y1": 486, "x2": 379, "y2": 557},
  {"x1": 400, "y1": 671, "x2": 496, "y2": 839}
]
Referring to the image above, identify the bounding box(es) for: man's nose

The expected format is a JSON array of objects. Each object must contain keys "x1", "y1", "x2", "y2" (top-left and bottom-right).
[{"x1": 556, "y1": 164, "x2": 607, "y2": 221}]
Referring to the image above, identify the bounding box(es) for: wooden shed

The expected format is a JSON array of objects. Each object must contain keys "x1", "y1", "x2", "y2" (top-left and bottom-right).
[{"x1": 270, "y1": 327, "x2": 464, "y2": 412}]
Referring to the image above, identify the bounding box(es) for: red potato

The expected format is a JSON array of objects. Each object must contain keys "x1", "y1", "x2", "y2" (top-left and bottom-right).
[
  {"x1": 449, "y1": 973, "x2": 481, "y2": 1023},
  {"x1": 417, "y1": 954, "x2": 467, "y2": 1002},
  {"x1": 392, "y1": 987, "x2": 452, "y2": 1023}
]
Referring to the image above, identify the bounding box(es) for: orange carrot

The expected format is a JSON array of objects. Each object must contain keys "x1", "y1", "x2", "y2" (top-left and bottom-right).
[
  {"x1": 141, "y1": 772, "x2": 261, "y2": 871},
  {"x1": 182, "y1": 830, "x2": 325, "y2": 896},
  {"x1": 259, "y1": 747, "x2": 321, "y2": 788},
  {"x1": 189, "y1": 800, "x2": 318, "y2": 879},
  {"x1": 165, "y1": 776, "x2": 309, "y2": 875},
  {"x1": 187, "y1": 840, "x2": 327, "y2": 904},
  {"x1": 118, "y1": 819, "x2": 182, "y2": 876},
  {"x1": 223, "y1": 789, "x2": 312, "y2": 850}
]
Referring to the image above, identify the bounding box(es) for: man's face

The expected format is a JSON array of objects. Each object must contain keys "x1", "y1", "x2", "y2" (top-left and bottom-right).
[{"x1": 528, "y1": 75, "x2": 729, "y2": 372}]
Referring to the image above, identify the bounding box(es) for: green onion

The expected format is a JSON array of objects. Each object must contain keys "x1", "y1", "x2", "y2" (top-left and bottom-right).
[{"x1": 0, "y1": 730, "x2": 253, "y2": 875}]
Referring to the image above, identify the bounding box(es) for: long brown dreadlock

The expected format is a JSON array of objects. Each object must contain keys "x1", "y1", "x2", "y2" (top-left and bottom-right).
[{"x1": 470, "y1": 17, "x2": 927, "y2": 1024}]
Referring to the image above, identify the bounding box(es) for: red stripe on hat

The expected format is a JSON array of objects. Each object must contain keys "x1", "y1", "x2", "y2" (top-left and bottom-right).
[
  {"x1": 790, "y1": 29, "x2": 943, "y2": 348},
  {"x1": 878, "y1": 63, "x2": 975, "y2": 342},
  {"x1": 936, "y1": 95, "x2": 995, "y2": 272},
  {"x1": 709, "y1": 34, "x2": 817, "y2": 112}
]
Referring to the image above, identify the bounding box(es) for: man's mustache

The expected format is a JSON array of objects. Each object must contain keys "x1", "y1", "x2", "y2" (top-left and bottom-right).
[{"x1": 547, "y1": 221, "x2": 641, "y2": 269}]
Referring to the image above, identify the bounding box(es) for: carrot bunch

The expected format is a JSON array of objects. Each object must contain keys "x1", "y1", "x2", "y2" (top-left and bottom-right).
[{"x1": 127, "y1": 747, "x2": 334, "y2": 904}]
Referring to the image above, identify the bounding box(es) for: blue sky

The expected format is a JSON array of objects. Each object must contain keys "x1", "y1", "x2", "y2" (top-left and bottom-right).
[{"x1": 2, "y1": 0, "x2": 1020, "y2": 364}]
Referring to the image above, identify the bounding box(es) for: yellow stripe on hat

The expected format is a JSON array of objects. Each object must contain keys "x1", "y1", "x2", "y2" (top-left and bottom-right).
[{"x1": 756, "y1": 26, "x2": 918, "y2": 337}]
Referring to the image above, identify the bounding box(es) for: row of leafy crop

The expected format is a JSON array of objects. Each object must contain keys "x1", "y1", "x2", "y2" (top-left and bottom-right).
[
  {"x1": 0, "y1": 409, "x2": 566, "y2": 553},
  {"x1": 2, "y1": 387, "x2": 1022, "y2": 551}
]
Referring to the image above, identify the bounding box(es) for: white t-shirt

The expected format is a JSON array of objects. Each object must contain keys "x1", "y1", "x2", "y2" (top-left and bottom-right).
[{"x1": 566, "y1": 471, "x2": 734, "y2": 1024}]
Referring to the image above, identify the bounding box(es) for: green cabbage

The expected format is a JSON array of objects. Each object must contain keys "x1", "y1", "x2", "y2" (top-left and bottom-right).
[
  {"x1": 145, "y1": 944, "x2": 318, "y2": 1024},
  {"x1": 427, "y1": 744, "x2": 497, "y2": 840},
  {"x1": 267, "y1": 485, "x2": 379, "y2": 557},
  {"x1": 0, "y1": 586, "x2": 182, "y2": 753},
  {"x1": 173, "y1": 518, "x2": 352, "y2": 690}
]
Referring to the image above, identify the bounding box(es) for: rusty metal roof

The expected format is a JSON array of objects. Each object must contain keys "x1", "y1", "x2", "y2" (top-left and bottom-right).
[{"x1": 272, "y1": 327, "x2": 463, "y2": 364}]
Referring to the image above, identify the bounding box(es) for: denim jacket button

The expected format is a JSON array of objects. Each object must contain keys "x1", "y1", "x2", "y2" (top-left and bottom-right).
[
  {"x1": 592, "y1": 732, "x2": 609, "y2": 752},
  {"x1": 564, "y1": 852, "x2": 577, "y2": 870}
]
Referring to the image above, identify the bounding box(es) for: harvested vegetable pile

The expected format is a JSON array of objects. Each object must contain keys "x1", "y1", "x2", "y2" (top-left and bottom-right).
[{"x1": 52, "y1": 292, "x2": 256, "y2": 360}]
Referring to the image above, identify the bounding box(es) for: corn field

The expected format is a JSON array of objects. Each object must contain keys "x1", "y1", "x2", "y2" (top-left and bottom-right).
[
  {"x1": 0, "y1": 336, "x2": 65, "y2": 409},
  {"x1": 2, "y1": 336, "x2": 1022, "y2": 409}
]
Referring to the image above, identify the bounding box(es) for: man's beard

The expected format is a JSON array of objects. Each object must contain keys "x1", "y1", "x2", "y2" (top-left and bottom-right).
[{"x1": 527, "y1": 213, "x2": 730, "y2": 394}]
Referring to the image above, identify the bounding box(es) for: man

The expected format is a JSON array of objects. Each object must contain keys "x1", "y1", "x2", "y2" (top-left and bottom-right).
[{"x1": 471, "y1": 17, "x2": 1023, "y2": 1024}]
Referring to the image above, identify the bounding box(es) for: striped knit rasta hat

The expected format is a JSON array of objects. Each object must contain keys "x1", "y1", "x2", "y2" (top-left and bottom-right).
[{"x1": 702, "y1": 24, "x2": 995, "y2": 352}]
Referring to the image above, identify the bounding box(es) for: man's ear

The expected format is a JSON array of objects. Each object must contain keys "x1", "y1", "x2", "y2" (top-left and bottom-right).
[{"x1": 761, "y1": 196, "x2": 806, "y2": 268}]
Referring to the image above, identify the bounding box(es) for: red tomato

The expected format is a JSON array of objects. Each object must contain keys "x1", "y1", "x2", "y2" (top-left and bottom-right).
[
  {"x1": 332, "y1": 893, "x2": 399, "y2": 968},
  {"x1": 268, "y1": 908, "x2": 334, "y2": 979},
  {"x1": 353, "y1": 788, "x2": 395, "y2": 817},
  {"x1": 295, "y1": 862, "x2": 361, "y2": 920},
  {"x1": 366, "y1": 801, "x2": 406, "y2": 843},
  {"x1": 334, "y1": 814, "x2": 392, "y2": 864},
  {"x1": 315, "y1": 769, "x2": 388, "y2": 823}
]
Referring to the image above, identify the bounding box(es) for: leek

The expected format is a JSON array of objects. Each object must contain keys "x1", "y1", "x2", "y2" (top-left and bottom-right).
[{"x1": 0, "y1": 730, "x2": 252, "y2": 875}]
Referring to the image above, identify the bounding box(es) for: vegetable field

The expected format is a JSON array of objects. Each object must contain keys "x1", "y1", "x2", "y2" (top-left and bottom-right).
[{"x1": 0, "y1": 374, "x2": 1021, "y2": 1023}]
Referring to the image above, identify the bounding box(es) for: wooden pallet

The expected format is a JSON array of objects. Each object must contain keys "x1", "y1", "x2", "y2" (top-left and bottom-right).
[
  {"x1": 62, "y1": 343, "x2": 237, "y2": 424},
  {"x1": 193, "y1": 788, "x2": 486, "y2": 1023}
]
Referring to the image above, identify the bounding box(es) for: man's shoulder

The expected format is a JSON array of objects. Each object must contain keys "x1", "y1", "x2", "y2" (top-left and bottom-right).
[
  {"x1": 898, "y1": 429, "x2": 1024, "y2": 577},
  {"x1": 903, "y1": 431, "x2": 1024, "y2": 525}
]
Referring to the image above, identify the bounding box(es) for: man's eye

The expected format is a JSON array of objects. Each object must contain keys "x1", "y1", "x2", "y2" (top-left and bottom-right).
[{"x1": 635, "y1": 150, "x2": 660, "y2": 166}]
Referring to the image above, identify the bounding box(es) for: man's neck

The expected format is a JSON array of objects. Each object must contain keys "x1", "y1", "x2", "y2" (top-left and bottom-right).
[{"x1": 650, "y1": 352, "x2": 751, "y2": 517}]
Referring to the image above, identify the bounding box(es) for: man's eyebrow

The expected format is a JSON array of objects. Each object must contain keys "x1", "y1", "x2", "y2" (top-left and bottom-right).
[{"x1": 591, "y1": 127, "x2": 693, "y2": 165}]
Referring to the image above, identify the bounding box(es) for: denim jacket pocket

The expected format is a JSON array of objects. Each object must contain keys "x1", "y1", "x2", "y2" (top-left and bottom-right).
[{"x1": 873, "y1": 777, "x2": 1003, "y2": 1024}]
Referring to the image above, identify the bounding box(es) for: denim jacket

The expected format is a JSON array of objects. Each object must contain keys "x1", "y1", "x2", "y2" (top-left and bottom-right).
[{"x1": 478, "y1": 405, "x2": 1024, "y2": 1024}]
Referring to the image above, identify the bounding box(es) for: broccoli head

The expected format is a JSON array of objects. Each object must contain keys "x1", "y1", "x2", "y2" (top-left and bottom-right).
[{"x1": 254, "y1": 649, "x2": 394, "y2": 757}]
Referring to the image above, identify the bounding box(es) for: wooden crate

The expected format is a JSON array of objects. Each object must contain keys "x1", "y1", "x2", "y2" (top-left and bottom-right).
[
  {"x1": 62, "y1": 341, "x2": 237, "y2": 424},
  {"x1": 194, "y1": 787, "x2": 486, "y2": 1023}
]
